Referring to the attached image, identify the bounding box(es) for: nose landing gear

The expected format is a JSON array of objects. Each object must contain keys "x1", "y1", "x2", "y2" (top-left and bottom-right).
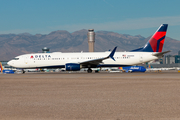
[{"x1": 22, "y1": 69, "x2": 25, "y2": 74}]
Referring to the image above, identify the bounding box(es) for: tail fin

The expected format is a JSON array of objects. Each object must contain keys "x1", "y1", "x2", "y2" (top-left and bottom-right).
[
  {"x1": 141, "y1": 24, "x2": 168, "y2": 52},
  {"x1": 119, "y1": 67, "x2": 123, "y2": 70},
  {"x1": 0, "y1": 62, "x2": 3, "y2": 73},
  {"x1": 148, "y1": 64, "x2": 152, "y2": 68}
]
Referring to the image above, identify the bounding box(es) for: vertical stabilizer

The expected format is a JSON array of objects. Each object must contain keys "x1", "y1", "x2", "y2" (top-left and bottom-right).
[
  {"x1": 0, "y1": 62, "x2": 3, "y2": 73},
  {"x1": 142, "y1": 24, "x2": 168, "y2": 52}
]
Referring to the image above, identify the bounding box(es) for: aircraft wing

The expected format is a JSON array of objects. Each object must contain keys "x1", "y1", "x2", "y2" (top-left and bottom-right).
[
  {"x1": 80, "y1": 47, "x2": 117, "y2": 66},
  {"x1": 152, "y1": 50, "x2": 171, "y2": 57},
  {"x1": 80, "y1": 58, "x2": 105, "y2": 65}
]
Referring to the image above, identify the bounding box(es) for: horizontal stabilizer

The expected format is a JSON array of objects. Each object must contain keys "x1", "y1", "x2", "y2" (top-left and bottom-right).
[
  {"x1": 130, "y1": 47, "x2": 143, "y2": 52},
  {"x1": 152, "y1": 50, "x2": 171, "y2": 56}
]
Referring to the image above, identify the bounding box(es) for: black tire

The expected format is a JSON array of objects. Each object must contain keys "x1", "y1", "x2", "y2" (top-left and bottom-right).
[{"x1": 87, "y1": 68, "x2": 92, "y2": 73}]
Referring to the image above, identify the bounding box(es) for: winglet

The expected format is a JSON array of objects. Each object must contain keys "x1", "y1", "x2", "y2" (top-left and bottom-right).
[{"x1": 108, "y1": 46, "x2": 117, "y2": 61}]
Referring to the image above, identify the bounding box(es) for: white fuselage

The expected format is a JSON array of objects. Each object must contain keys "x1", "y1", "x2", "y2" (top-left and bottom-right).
[{"x1": 8, "y1": 51, "x2": 159, "y2": 69}]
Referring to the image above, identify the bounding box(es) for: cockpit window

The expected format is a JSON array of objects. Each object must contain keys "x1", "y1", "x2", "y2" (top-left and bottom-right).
[{"x1": 12, "y1": 58, "x2": 19, "y2": 60}]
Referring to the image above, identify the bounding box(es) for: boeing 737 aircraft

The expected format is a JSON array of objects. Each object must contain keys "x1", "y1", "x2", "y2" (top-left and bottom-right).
[
  {"x1": 8, "y1": 24, "x2": 170, "y2": 73},
  {"x1": 119, "y1": 66, "x2": 146, "y2": 73}
]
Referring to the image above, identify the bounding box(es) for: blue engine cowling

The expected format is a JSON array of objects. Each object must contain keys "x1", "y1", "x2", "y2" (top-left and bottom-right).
[{"x1": 65, "y1": 63, "x2": 81, "y2": 71}]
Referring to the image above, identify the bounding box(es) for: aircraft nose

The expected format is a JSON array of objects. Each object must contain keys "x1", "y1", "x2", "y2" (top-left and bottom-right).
[{"x1": 7, "y1": 60, "x2": 13, "y2": 66}]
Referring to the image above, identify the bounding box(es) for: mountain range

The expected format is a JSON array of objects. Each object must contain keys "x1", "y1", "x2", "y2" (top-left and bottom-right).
[{"x1": 0, "y1": 29, "x2": 180, "y2": 61}]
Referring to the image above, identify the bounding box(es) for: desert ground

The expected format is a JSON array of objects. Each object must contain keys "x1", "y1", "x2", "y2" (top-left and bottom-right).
[{"x1": 0, "y1": 71, "x2": 180, "y2": 120}]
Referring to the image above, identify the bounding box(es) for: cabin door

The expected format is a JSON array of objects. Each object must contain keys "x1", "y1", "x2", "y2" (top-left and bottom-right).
[
  {"x1": 139, "y1": 54, "x2": 143, "y2": 62},
  {"x1": 24, "y1": 56, "x2": 29, "y2": 64}
]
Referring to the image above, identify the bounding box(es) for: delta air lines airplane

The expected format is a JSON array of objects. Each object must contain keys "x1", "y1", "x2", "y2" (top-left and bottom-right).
[{"x1": 8, "y1": 24, "x2": 170, "y2": 73}]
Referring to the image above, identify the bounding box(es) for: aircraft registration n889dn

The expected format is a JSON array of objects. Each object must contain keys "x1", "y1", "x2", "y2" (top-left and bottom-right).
[{"x1": 8, "y1": 24, "x2": 170, "y2": 73}]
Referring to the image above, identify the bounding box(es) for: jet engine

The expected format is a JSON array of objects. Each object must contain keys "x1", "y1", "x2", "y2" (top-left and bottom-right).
[{"x1": 65, "y1": 63, "x2": 81, "y2": 71}]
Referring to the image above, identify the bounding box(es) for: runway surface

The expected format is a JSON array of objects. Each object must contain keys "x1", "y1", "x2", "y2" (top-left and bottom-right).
[{"x1": 0, "y1": 72, "x2": 180, "y2": 120}]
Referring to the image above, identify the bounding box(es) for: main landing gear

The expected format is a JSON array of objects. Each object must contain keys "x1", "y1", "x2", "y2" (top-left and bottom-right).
[{"x1": 87, "y1": 68, "x2": 92, "y2": 73}]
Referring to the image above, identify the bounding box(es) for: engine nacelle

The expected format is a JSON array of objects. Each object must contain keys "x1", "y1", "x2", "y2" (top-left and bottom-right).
[{"x1": 65, "y1": 63, "x2": 81, "y2": 71}]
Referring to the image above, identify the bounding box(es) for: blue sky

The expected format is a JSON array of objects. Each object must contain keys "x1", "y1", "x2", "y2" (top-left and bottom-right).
[{"x1": 0, "y1": 0, "x2": 180, "y2": 40}]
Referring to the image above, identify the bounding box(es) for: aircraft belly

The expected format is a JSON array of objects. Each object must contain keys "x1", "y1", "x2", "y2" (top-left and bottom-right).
[
  {"x1": 103, "y1": 58, "x2": 139, "y2": 65},
  {"x1": 32, "y1": 60, "x2": 65, "y2": 68}
]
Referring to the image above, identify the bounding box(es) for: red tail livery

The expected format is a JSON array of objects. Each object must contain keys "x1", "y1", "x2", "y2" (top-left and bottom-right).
[{"x1": 132, "y1": 24, "x2": 168, "y2": 52}]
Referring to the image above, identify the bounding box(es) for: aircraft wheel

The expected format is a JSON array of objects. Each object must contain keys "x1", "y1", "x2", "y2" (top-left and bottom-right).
[
  {"x1": 95, "y1": 70, "x2": 99, "y2": 73},
  {"x1": 22, "y1": 70, "x2": 25, "y2": 74},
  {"x1": 87, "y1": 68, "x2": 92, "y2": 73}
]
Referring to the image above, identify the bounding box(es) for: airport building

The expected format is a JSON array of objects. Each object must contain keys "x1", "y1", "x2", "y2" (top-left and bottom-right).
[
  {"x1": 42, "y1": 47, "x2": 50, "y2": 53},
  {"x1": 164, "y1": 50, "x2": 180, "y2": 64},
  {"x1": 145, "y1": 50, "x2": 180, "y2": 68}
]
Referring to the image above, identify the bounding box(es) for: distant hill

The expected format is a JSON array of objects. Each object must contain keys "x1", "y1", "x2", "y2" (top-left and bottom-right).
[{"x1": 0, "y1": 30, "x2": 180, "y2": 61}]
